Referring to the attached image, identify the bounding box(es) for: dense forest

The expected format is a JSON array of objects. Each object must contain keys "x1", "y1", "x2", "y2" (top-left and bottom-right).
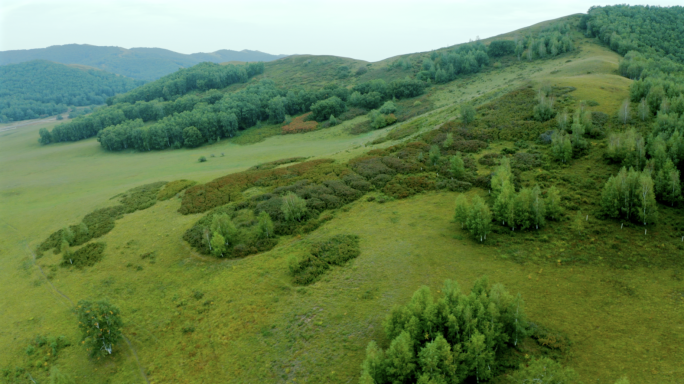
[
  {"x1": 583, "y1": 5, "x2": 684, "y2": 196},
  {"x1": 0, "y1": 44, "x2": 286, "y2": 80},
  {"x1": 0, "y1": 60, "x2": 143, "y2": 123},
  {"x1": 39, "y1": 24, "x2": 576, "y2": 151}
]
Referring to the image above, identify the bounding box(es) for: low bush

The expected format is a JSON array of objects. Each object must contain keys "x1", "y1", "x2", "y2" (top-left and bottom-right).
[
  {"x1": 119, "y1": 181, "x2": 167, "y2": 213},
  {"x1": 289, "y1": 234, "x2": 360, "y2": 285},
  {"x1": 248, "y1": 157, "x2": 307, "y2": 171},
  {"x1": 282, "y1": 113, "x2": 319, "y2": 134},
  {"x1": 157, "y1": 179, "x2": 197, "y2": 201},
  {"x1": 62, "y1": 242, "x2": 106, "y2": 268},
  {"x1": 76, "y1": 300, "x2": 122, "y2": 357}
]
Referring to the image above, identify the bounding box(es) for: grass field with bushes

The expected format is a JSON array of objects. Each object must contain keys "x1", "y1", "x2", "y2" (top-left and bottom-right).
[{"x1": 1, "y1": 15, "x2": 683, "y2": 384}]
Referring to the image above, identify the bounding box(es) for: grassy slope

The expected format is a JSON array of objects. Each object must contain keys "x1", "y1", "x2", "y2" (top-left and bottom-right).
[{"x1": 1, "y1": 28, "x2": 683, "y2": 384}]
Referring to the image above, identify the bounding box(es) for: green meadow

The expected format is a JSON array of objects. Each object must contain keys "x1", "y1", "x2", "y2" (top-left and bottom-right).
[{"x1": 1, "y1": 30, "x2": 683, "y2": 384}]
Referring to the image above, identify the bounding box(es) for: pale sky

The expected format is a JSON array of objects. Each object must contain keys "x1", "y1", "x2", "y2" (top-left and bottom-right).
[{"x1": 1, "y1": 1, "x2": 681, "y2": 62}]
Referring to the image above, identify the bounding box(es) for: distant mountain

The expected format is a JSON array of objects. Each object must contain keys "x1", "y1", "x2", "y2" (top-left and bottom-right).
[
  {"x1": 0, "y1": 59, "x2": 143, "y2": 123},
  {"x1": 0, "y1": 44, "x2": 287, "y2": 80}
]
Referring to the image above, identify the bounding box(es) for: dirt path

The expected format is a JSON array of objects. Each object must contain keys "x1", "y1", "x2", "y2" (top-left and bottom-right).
[{"x1": 0, "y1": 115, "x2": 61, "y2": 133}]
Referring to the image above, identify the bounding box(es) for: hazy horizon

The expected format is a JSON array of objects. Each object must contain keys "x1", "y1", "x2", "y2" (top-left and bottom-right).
[{"x1": 2, "y1": 1, "x2": 683, "y2": 62}]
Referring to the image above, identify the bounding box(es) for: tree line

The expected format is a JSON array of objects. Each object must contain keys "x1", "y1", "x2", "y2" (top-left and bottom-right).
[
  {"x1": 40, "y1": 73, "x2": 425, "y2": 151},
  {"x1": 0, "y1": 60, "x2": 142, "y2": 123}
]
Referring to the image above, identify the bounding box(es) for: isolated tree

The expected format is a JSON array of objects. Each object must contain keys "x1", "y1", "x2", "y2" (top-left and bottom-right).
[
  {"x1": 454, "y1": 194, "x2": 469, "y2": 228},
  {"x1": 450, "y1": 153, "x2": 466, "y2": 178},
  {"x1": 282, "y1": 192, "x2": 308, "y2": 222},
  {"x1": 618, "y1": 99, "x2": 631, "y2": 124},
  {"x1": 257, "y1": 211, "x2": 275, "y2": 238},
  {"x1": 461, "y1": 105, "x2": 476, "y2": 125},
  {"x1": 466, "y1": 195, "x2": 492, "y2": 242},
  {"x1": 533, "y1": 93, "x2": 555, "y2": 122},
  {"x1": 76, "y1": 300, "x2": 122, "y2": 356}
]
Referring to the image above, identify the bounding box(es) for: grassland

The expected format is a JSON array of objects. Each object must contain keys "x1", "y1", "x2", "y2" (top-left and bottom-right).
[{"x1": 1, "y1": 31, "x2": 683, "y2": 384}]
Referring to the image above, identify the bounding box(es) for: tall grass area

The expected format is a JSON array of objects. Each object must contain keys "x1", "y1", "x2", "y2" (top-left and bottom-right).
[{"x1": 2, "y1": 31, "x2": 683, "y2": 384}]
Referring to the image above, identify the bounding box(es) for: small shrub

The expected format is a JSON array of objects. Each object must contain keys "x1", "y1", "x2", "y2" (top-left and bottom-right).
[
  {"x1": 198, "y1": 156, "x2": 207, "y2": 162},
  {"x1": 289, "y1": 235, "x2": 360, "y2": 285}
]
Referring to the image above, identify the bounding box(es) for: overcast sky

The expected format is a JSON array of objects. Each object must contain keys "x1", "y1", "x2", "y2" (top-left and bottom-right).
[{"x1": 1, "y1": 1, "x2": 681, "y2": 62}]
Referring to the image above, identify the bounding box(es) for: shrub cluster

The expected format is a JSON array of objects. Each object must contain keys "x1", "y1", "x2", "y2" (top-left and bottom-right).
[
  {"x1": 282, "y1": 113, "x2": 319, "y2": 134},
  {"x1": 118, "y1": 181, "x2": 167, "y2": 213},
  {"x1": 37, "y1": 182, "x2": 168, "y2": 257},
  {"x1": 288, "y1": 235, "x2": 360, "y2": 285},
  {"x1": 61, "y1": 242, "x2": 106, "y2": 268},
  {"x1": 248, "y1": 157, "x2": 308, "y2": 171},
  {"x1": 360, "y1": 278, "x2": 528, "y2": 384},
  {"x1": 157, "y1": 179, "x2": 197, "y2": 201}
]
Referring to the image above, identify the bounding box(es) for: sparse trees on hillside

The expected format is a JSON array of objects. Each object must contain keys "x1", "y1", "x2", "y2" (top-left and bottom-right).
[{"x1": 601, "y1": 167, "x2": 658, "y2": 225}]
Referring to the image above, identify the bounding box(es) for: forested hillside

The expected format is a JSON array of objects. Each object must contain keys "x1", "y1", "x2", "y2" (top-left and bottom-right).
[
  {"x1": 38, "y1": 21, "x2": 576, "y2": 150},
  {"x1": 0, "y1": 44, "x2": 287, "y2": 80},
  {"x1": 0, "y1": 60, "x2": 143, "y2": 123}
]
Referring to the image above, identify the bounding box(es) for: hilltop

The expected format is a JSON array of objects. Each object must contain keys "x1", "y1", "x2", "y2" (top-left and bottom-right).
[
  {"x1": 0, "y1": 44, "x2": 287, "y2": 80},
  {"x1": 1, "y1": 6, "x2": 684, "y2": 384}
]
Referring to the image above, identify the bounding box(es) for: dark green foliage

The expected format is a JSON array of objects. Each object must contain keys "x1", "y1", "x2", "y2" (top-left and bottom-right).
[
  {"x1": 198, "y1": 156, "x2": 207, "y2": 163},
  {"x1": 113, "y1": 62, "x2": 263, "y2": 103},
  {"x1": 361, "y1": 278, "x2": 528, "y2": 384},
  {"x1": 0, "y1": 60, "x2": 141, "y2": 123},
  {"x1": 76, "y1": 300, "x2": 122, "y2": 357},
  {"x1": 61, "y1": 242, "x2": 106, "y2": 268},
  {"x1": 157, "y1": 179, "x2": 197, "y2": 201},
  {"x1": 488, "y1": 40, "x2": 516, "y2": 57},
  {"x1": 586, "y1": 5, "x2": 684, "y2": 63},
  {"x1": 118, "y1": 181, "x2": 167, "y2": 213},
  {"x1": 289, "y1": 235, "x2": 360, "y2": 285},
  {"x1": 183, "y1": 126, "x2": 204, "y2": 148},
  {"x1": 310, "y1": 96, "x2": 346, "y2": 122}
]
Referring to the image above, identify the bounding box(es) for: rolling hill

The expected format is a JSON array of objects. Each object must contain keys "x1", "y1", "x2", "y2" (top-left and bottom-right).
[
  {"x1": 0, "y1": 60, "x2": 143, "y2": 123},
  {"x1": 0, "y1": 44, "x2": 287, "y2": 80},
  {"x1": 1, "y1": 5, "x2": 684, "y2": 384}
]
